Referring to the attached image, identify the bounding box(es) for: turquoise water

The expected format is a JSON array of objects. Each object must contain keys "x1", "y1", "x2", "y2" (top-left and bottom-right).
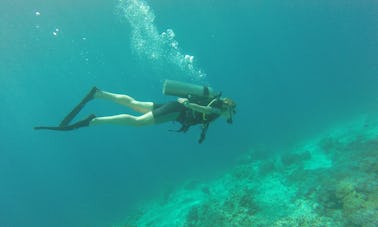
[{"x1": 1, "y1": 0, "x2": 377, "y2": 226}]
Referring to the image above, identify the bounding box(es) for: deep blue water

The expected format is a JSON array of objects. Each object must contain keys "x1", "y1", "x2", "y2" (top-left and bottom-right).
[{"x1": 1, "y1": 0, "x2": 377, "y2": 226}]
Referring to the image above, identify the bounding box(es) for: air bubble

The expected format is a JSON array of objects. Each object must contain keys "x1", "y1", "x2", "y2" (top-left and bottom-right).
[
  {"x1": 171, "y1": 41, "x2": 178, "y2": 49},
  {"x1": 185, "y1": 55, "x2": 194, "y2": 64},
  {"x1": 166, "y1": 29, "x2": 175, "y2": 39},
  {"x1": 119, "y1": 0, "x2": 206, "y2": 80},
  {"x1": 52, "y1": 28, "x2": 60, "y2": 37}
]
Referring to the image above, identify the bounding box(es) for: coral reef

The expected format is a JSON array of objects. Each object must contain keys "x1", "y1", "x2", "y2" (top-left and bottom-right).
[{"x1": 120, "y1": 114, "x2": 378, "y2": 226}]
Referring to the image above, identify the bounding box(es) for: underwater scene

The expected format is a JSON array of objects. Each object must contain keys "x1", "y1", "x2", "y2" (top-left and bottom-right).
[{"x1": 1, "y1": 0, "x2": 377, "y2": 226}]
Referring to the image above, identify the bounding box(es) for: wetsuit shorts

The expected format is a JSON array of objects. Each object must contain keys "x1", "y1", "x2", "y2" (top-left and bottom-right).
[{"x1": 152, "y1": 101, "x2": 186, "y2": 124}]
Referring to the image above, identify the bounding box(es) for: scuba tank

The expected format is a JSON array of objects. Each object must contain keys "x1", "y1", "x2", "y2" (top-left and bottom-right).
[
  {"x1": 162, "y1": 80, "x2": 218, "y2": 99},
  {"x1": 162, "y1": 79, "x2": 225, "y2": 144}
]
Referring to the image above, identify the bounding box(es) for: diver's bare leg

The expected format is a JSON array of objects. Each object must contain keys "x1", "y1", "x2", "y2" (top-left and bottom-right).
[
  {"x1": 95, "y1": 90, "x2": 153, "y2": 113},
  {"x1": 89, "y1": 112, "x2": 155, "y2": 126}
]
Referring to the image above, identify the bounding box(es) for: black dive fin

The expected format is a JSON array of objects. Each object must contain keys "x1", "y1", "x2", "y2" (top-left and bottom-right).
[
  {"x1": 35, "y1": 114, "x2": 96, "y2": 131},
  {"x1": 59, "y1": 87, "x2": 98, "y2": 126}
]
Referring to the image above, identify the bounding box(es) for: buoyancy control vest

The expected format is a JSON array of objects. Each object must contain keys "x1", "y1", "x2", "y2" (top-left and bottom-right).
[{"x1": 175, "y1": 97, "x2": 223, "y2": 143}]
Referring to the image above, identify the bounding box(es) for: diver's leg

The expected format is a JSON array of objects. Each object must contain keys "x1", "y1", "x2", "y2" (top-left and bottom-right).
[
  {"x1": 89, "y1": 112, "x2": 155, "y2": 127},
  {"x1": 94, "y1": 90, "x2": 153, "y2": 113}
]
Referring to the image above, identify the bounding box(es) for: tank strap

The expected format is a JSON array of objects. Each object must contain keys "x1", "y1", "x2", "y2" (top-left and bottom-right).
[
  {"x1": 202, "y1": 98, "x2": 219, "y2": 121},
  {"x1": 203, "y1": 86, "x2": 209, "y2": 97}
]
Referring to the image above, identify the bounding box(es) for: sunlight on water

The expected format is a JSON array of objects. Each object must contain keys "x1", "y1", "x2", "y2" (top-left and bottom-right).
[{"x1": 118, "y1": 0, "x2": 206, "y2": 80}]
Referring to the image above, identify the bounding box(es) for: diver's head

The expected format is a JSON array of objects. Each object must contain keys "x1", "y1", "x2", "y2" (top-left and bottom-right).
[{"x1": 220, "y1": 97, "x2": 236, "y2": 124}]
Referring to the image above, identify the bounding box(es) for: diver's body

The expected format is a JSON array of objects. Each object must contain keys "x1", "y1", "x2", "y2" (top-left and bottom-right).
[{"x1": 34, "y1": 87, "x2": 236, "y2": 143}]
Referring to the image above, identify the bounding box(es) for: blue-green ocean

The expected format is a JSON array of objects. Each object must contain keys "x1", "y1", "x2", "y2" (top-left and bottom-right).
[{"x1": 1, "y1": 0, "x2": 377, "y2": 226}]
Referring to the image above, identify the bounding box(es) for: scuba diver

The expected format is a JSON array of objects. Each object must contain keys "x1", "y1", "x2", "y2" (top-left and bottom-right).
[{"x1": 34, "y1": 80, "x2": 236, "y2": 143}]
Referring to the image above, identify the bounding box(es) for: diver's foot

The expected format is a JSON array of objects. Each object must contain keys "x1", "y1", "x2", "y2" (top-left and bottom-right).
[
  {"x1": 83, "y1": 86, "x2": 99, "y2": 102},
  {"x1": 71, "y1": 114, "x2": 96, "y2": 129},
  {"x1": 93, "y1": 87, "x2": 104, "y2": 99},
  {"x1": 58, "y1": 87, "x2": 99, "y2": 127},
  {"x1": 60, "y1": 114, "x2": 96, "y2": 130}
]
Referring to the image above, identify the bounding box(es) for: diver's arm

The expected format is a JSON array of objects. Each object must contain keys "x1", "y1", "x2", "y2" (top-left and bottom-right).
[
  {"x1": 178, "y1": 98, "x2": 221, "y2": 115},
  {"x1": 185, "y1": 102, "x2": 220, "y2": 114}
]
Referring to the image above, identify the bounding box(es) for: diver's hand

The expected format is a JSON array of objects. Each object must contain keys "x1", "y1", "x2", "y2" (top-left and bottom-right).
[{"x1": 177, "y1": 98, "x2": 188, "y2": 104}]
